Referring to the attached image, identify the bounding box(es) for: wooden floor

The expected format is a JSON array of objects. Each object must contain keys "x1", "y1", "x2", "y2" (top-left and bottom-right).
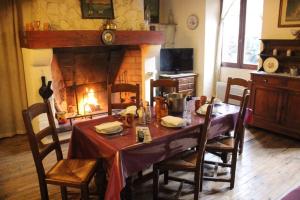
[{"x1": 0, "y1": 127, "x2": 300, "y2": 200}]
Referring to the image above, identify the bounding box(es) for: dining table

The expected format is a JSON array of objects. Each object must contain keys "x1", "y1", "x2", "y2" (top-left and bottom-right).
[{"x1": 67, "y1": 103, "x2": 240, "y2": 200}]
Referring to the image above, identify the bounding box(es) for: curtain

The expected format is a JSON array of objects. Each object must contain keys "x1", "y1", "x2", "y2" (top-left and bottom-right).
[
  {"x1": 213, "y1": 0, "x2": 237, "y2": 94},
  {"x1": 0, "y1": 0, "x2": 27, "y2": 138}
]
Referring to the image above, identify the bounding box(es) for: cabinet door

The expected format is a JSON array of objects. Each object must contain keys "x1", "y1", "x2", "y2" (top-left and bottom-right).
[
  {"x1": 252, "y1": 85, "x2": 283, "y2": 123},
  {"x1": 282, "y1": 91, "x2": 300, "y2": 130}
]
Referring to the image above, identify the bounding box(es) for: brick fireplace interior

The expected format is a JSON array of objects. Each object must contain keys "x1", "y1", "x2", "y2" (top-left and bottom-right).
[{"x1": 51, "y1": 46, "x2": 142, "y2": 119}]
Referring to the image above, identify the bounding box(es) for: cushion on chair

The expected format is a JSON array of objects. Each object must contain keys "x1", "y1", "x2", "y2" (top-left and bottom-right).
[
  {"x1": 46, "y1": 159, "x2": 97, "y2": 186},
  {"x1": 206, "y1": 137, "x2": 235, "y2": 151}
]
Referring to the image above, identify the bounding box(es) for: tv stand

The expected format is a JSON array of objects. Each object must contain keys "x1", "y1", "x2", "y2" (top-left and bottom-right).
[{"x1": 159, "y1": 73, "x2": 197, "y2": 96}]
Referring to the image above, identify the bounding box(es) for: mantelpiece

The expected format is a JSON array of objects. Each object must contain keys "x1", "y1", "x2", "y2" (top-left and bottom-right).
[{"x1": 20, "y1": 30, "x2": 164, "y2": 48}]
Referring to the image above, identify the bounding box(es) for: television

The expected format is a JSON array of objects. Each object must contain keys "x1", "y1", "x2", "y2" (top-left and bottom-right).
[{"x1": 160, "y1": 48, "x2": 194, "y2": 74}]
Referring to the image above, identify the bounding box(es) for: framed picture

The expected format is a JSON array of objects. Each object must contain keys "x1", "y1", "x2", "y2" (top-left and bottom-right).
[
  {"x1": 144, "y1": 0, "x2": 159, "y2": 23},
  {"x1": 278, "y1": 0, "x2": 300, "y2": 27},
  {"x1": 80, "y1": 0, "x2": 114, "y2": 19}
]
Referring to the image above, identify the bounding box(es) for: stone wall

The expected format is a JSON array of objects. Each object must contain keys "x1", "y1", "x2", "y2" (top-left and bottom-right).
[{"x1": 25, "y1": 0, "x2": 145, "y2": 30}]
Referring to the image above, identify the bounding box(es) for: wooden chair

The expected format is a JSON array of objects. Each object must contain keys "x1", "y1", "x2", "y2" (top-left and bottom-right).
[
  {"x1": 224, "y1": 77, "x2": 251, "y2": 154},
  {"x1": 224, "y1": 77, "x2": 251, "y2": 104},
  {"x1": 107, "y1": 83, "x2": 140, "y2": 115},
  {"x1": 201, "y1": 90, "x2": 250, "y2": 190},
  {"x1": 22, "y1": 101, "x2": 98, "y2": 200},
  {"x1": 150, "y1": 79, "x2": 179, "y2": 106},
  {"x1": 153, "y1": 104, "x2": 213, "y2": 200}
]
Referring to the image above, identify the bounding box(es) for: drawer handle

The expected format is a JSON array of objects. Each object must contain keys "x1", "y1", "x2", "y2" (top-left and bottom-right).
[{"x1": 263, "y1": 79, "x2": 268, "y2": 83}]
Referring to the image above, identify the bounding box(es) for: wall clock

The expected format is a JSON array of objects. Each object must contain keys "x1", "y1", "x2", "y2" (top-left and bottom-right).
[
  {"x1": 187, "y1": 14, "x2": 199, "y2": 30},
  {"x1": 102, "y1": 30, "x2": 115, "y2": 45}
]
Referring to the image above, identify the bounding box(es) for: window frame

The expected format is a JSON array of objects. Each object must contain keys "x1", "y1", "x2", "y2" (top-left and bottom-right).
[{"x1": 221, "y1": 0, "x2": 259, "y2": 70}]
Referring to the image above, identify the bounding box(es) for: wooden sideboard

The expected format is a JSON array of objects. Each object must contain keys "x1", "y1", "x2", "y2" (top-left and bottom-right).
[
  {"x1": 251, "y1": 72, "x2": 300, "y2": 139},
  {"x1": 159, "y1": 73, "x2": 197, "y2": 96}
]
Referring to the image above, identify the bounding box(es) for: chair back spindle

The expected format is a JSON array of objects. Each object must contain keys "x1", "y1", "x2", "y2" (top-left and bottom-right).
[
  {"x1": 107, "y1": 83, "x2": 140, "y2": 115},
  {"x1": 150, "y1": 79, "x2": 179, "y2": 106}
]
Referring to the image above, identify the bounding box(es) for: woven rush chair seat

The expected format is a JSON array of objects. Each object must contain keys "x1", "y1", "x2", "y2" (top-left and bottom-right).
[
  {"x1": 206, "y1": 137, "x2": 235, "y2": 152},
  {"x1": 46, "y1": 159, "x2": 97, "y2": 187},
  {"x1": 157, "y1": 150, "x2": 199, "y2": 171}
]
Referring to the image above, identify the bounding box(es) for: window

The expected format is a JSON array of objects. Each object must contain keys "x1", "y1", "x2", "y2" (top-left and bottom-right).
[{"x1": 221, "y1": 0, "x2": 263, "y2": 69}]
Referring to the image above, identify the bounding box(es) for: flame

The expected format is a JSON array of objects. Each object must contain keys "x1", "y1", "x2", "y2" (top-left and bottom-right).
[{"x1": 78, "y1": 88, "x2": 100, "y2": 115}]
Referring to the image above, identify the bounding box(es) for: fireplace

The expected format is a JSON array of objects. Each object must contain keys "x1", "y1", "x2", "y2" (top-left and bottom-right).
[
  {"x1": 51, "y1": 46, "x2": 142, "y2": 119},
  {"x1": 21, "y1": 30, "x2": 163, "y2": 130}
]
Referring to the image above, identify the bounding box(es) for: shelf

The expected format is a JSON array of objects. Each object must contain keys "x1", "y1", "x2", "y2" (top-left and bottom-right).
[
  {"x1": 20, "y1": 30, "x2": 164, "y2": 48},
  {"x1": 260, "y1": 54, "x2": 300, "y2": 60}
]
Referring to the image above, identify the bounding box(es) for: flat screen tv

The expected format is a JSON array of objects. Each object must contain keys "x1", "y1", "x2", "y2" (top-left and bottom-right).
[{"x1": 160, "y1": 48, "x2": 193, "y2": 74}]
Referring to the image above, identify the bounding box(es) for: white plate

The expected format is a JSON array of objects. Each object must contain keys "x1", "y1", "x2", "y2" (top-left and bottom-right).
[{"x1": 263, "y1": 57, "x2": 279, "y2": 73}]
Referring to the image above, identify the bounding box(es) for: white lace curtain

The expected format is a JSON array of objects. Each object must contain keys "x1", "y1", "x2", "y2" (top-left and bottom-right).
[
  {"x1": 213, "y1": 0, "x2": 238, "y2": 92},
  {"x1": 0, "y1": 0, "x2": 27, "y2": 138}
]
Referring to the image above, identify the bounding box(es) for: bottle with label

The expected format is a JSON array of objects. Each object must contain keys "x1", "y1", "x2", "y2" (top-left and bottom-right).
[
  {"x1": 137, "y1": 100, "x2": 146, "y2": 125},
  {"x1": 183, "y1": 93, "x2": 192, "y2": 124},
  {"x1": 145, "y1": 101, "x2": 152, "y2": 123}
]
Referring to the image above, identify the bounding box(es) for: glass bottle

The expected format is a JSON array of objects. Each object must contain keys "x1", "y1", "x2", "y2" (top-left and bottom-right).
[
  {"x1": 145, "y1": 101, "x2": 152, "y2": 123},
  {"x1": 137, "y1": 100, "x2": 146, "y2": 125},
  {"x1": 183, "y1": 93, "x2": 192, "y2": 124}
]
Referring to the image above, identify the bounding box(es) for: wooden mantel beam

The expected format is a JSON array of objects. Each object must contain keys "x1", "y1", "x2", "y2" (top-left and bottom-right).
[{"x1": 20, "y1": 30, "x2": 164, "y2": 49}]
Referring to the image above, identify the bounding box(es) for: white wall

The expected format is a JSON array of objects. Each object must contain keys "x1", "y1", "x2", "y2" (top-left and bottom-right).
[{"x1": 161, "y1": 0, "x2": 220, "y2": 96}]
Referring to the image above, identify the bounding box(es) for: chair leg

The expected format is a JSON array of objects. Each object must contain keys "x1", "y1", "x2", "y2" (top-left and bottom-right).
[
  {"x1": 153, "y1": 164, "x2": 160, "y2": 200},
  {"x1": 39, "y1": 179, "x2": 49, "y2": 200},
  {"x1": 199, "y1": 156, "x2": 205, "y2": 192},
  {"x1": 60, "y1": 186, "x2": 67, "y2": 200},
  {"x1": 81, "y1": 184, "x2": 89, "y2": 200},
  {"x1": 239, "y1": 129, "x2": 245, "y2": 154},
  {"x1": 125, "y1": 177, "x2": 133, "y2": 200},
  {"x1": 163, "y1": 170, "x2": 169, "y2": 185},
  {"x1": 194, "y1": 170, "x2": 200, "y2": 200},
  {"x1": 230, "y1": 152, "x2": 238, "y2": 189},
  {"x1": 138, "y1": 171, "x2": 143, "y2": 179}
]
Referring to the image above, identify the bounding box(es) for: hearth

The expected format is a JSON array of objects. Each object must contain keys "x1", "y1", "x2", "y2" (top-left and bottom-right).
[{"x1": 51, "y1": 46, "x2": 142, "y2": 123}]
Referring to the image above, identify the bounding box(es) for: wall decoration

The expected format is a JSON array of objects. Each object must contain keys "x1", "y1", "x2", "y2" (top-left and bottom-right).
[
  {"x1": 187, "y1": 14, "x2": 199, "y2": 30},
  {"x1": 278, "y1": 0, "x2": 300, "y2": 27},
  {"x1": 80, "y1": 0, "x2": 114, "y2": 19},
  {"x1": 144, "y1": 0, "x2": 159, "y2": 23}
]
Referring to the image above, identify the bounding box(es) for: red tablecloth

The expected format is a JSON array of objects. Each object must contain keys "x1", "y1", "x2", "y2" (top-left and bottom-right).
[{"x1": 68, "y1": 103, "x2": 239, "y2": 200}]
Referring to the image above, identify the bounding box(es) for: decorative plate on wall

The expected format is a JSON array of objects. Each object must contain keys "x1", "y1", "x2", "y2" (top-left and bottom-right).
[
  {"x1": 187, "y1": 14, "x2": 199, "y2": 30},
  {"x1": 263, "y1": 57, "x2": 279, "y2": 73}
]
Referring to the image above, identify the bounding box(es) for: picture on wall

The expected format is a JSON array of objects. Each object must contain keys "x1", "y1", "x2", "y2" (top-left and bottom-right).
[
  {"x1": 144, "y1": 0, "x2": 159, "y2": 23},
  {"x1": 80, "y1": 0, "x2": 114, "y2": 19},
  {"x1": 278, "y1": 0, "x2": 300, "y2": 27}
]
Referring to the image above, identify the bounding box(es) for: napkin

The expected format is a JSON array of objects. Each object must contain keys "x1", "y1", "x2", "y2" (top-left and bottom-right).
[
  {"x1": 197, "y1": 104, "x2": 221, "y2": 115},
  {"x1": 161, "y1": 116, "x2": 186, "y2": 127},
  {"x1": 119, "y1": 105, "x2": 137, "y2": 116},
  {"x1": 197, "y1": 104, "x2": 209, "y2": 115},
  {"x1": 95, "y1": 121, "x2": 123, "y2": 134}
]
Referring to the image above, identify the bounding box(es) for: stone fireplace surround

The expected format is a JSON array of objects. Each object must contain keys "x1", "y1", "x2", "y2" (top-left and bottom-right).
[{"x1": 21, "y1": 30, "x2": 163, "y2": 130}]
